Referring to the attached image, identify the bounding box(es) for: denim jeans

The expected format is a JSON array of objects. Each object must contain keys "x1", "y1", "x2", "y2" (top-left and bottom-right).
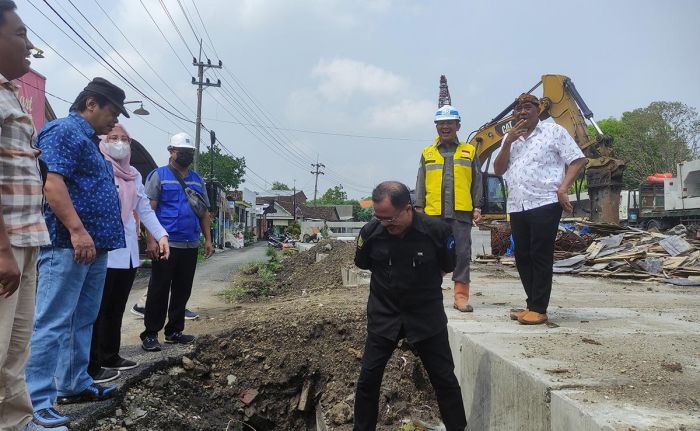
[{"x1": 25, "y1": 247, "x2": 108, "y2": 411}]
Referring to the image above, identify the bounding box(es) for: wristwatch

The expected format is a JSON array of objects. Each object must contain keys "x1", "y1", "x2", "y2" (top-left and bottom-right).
[{"x1": 474, "y1": 208, "x2": 482, "y2": 212}]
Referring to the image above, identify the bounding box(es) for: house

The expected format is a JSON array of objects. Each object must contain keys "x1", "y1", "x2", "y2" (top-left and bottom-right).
[
  {"x1": 331, "y1": 204, "x2": 353, "y2": 221},
  {"x1": 295, "y1": 204, "x2": 339, "y2": 221},
  {"x1": 228, "y1": 188, "x2": 257, "y2": 237},
  {"x1": 254, "y1": 196, "x2": 347, "y2": 237},
  {"x1": 254, "y1": 200, "x2": 294, "y2": 238}
]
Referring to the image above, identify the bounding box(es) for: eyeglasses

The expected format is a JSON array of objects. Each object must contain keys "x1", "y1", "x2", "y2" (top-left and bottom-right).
[
  {"x1": 106, "y1": 136, "x2": 131, "y2": 144},
  {"x1": 373, "y1": 206, "x2": 408, "y2": 224}
]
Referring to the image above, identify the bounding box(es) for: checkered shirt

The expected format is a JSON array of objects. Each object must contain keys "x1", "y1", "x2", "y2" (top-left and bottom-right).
[{"x1": 0, "y1": 73, "x2": 49, "y2": 247}]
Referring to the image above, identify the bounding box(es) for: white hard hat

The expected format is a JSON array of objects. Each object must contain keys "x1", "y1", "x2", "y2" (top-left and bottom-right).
[
  {"x1": 169, "y1": 132, "x2": 195, "y2": 149},
  {"x1": 434, "y1": 105, "x2": 461, "y2": 122}
]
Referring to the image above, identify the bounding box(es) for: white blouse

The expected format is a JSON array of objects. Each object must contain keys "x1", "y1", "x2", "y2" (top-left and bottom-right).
[{"x1": 108, "y1": 172, "x2": 168, "y2": 269}]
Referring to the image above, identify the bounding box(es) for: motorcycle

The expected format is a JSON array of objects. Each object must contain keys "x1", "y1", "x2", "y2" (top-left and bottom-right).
[{"x1": 267, "y1": 234, "x2": 296, "y2": 249}]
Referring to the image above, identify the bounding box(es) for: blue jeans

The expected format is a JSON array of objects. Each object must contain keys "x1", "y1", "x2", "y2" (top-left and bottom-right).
[{"x1": 25, "y1": 247, "x2": 108, "y2": 411}]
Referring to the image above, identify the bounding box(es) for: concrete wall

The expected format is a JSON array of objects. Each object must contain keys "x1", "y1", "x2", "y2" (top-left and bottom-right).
[{"x1": 448, "y1": 326, "x2": 551, "y2": 431}]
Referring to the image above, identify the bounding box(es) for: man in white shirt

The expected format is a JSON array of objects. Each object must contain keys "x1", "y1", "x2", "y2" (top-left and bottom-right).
[{"x1": 494, "y1": 93, "x2": 587, "y2": 325}]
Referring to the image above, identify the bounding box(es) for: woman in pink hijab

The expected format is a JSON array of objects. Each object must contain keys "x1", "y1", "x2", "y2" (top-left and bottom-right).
[{"x1": 88, "y1": 123, "x2": 170, "y2": 383}]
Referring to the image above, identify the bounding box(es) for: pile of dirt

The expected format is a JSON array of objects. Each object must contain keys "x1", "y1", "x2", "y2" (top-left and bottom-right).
[
  {"x1": 92, "y1": 289, "x2": 442, "y2": 431},
  {"x1": 224, "y1": 241, "x2": 357, "y2": 301},
  {"x1": 276, "y1": 240, "x2": 357, "y2": 293}
]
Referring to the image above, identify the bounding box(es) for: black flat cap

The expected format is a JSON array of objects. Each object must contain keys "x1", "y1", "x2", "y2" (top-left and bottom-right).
[{"x1": 83, "y1": 77, "x2": 130, "y2": 118}]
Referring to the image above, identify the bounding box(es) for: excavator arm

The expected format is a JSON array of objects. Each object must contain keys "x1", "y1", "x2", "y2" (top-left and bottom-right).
[{"x1": 470, "y1": 74, "x2": 625, "y2": 224}]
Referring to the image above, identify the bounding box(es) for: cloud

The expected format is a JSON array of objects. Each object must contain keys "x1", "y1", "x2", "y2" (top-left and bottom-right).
[
  {"x1": 367, "y1": 98, "x2": 434, "y2": 131},
  {"x1": 177, "y1": 0, "x2": 396, "y2": 30},
  {"x1": 311, "y1": 58, "x2": 407, "y2": 102}
]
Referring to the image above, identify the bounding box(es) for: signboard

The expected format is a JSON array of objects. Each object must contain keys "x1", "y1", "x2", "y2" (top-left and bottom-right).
[{"x1": 16, "y1": 69, "x2": 47, "y2": 131}]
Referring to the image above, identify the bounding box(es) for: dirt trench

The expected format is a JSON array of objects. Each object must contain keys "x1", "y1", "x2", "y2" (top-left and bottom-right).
[{"x1": 93, "y1": 242, "x2": 443, "y2": 431}]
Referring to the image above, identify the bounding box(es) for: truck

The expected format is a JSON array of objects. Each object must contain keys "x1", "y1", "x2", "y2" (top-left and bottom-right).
[{"x1": 627, "y1": 159, "x2": 700, "y2": 230}]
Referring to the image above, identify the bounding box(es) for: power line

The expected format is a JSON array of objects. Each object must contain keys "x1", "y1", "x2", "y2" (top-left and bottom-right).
[
  {"x1": 61, "y1": 0, "x2": 192, "y2": 121},
  {"x1": 157, "y1": 0, "x2": 195, "y2": 57},
  {"x1": 209, "y1": 69, "x2": 371, "y2": 191},
  {"x1": 204, "y1": 130, "x2": 269, "y2": 192},
  {"x1": 138, "y1": 0, "x2": 191, "y2": 75},
  {"x1": 17, "y1": 79, "x2": 71, "y2": 104},
  {"x1": 159, "y1": 2, "x2": 328, "y2": 174},
  {"x1": 25, "y1": 25, "x2": 89, "y2": 80},
  {"x1": 27, "y1": 1, "x2": 192, "y2": 135},
  {"x1": 189, "y1": 0, "x2": 220, "y2": 59},
  {"x1": 91, "y1": 0, "x2": 196, "y2": 116},
  {"x1": 39, "y1": 0, "x2": 195, "y2": 126},
  {"x1": 175, "y1": 0, "x2": 201, "y2": 44},
  {"x1": 165, "y1": 0, "x2": 370, "y2": 194},
  {"x1": 201, "y1": 117, "x2": 428, "y2": 141},
  {"x1": 28, "y1": 0, "x2": 189, "y2": 132}
]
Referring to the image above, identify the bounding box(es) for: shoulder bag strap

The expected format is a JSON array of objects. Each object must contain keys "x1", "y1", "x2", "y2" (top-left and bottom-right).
[{"x1": 167, "y1": 164, "x2": 190, "y2": 192}]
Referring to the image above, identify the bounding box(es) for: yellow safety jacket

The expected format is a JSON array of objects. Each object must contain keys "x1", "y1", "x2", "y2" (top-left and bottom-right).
[{"x1": 422, "y1": 139, "x2": 475, "y2": 216}]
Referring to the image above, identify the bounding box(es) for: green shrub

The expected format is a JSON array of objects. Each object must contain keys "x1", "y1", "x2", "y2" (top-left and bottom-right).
[
  {"x1": 287, "y1": 222, "x2": 301, "y2": 237},
  {"x1": 265, "y1": 248, "x2": 282, "y2": 271},
  {"x1": 258, "y1": 265, "x2": 276, "y2": 285}
]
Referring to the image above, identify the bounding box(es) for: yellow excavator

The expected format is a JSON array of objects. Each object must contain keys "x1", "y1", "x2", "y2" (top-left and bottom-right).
[{"x1": 460, "y1": 74, "x2": 625, "y2": 224}]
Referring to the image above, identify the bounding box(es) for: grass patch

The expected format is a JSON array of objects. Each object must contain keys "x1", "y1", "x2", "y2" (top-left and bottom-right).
[
  {"x1": 219, "y1": 286, "x2": 247, "y2": 302},
  {"x1": 219, "y1": 251, "x2": 284, "y2": 302}
]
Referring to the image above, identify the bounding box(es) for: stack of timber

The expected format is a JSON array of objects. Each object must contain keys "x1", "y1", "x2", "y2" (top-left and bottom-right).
[
  {"x1": 552, "y1": 223, "x2": 700, "y2": 284},
  {"x1": 477, "y1": 222, "x2": 700, "y2": 285}
]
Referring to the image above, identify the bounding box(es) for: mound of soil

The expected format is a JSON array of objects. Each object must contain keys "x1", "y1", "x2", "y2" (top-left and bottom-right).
[
  {"x1": 93, "y1": 290, "x2": 441, "y2": 430},
  {"x1": 276, "y1": 240, "x2": 357, "y2": 293}
]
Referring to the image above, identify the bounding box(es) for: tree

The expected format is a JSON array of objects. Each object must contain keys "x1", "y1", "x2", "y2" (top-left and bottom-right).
[
  {"x1": 352, "y1": 203, "x2": 373, "y2": 222},
  {"x1": 310, "y1": 185, "x2": 372, "y2": 221},
  {"x1": 586, "y1": 102, "x2": 700, "y2": 189},
  {"x1": 198, "y1": 146, "x2": 246, "y2": 190},
  {"x1": 271, "y1": 181, "x2": 290, "y2": 191},
  {"x1": 316, "y1": 185, "x2": 348, "y2": 204}
]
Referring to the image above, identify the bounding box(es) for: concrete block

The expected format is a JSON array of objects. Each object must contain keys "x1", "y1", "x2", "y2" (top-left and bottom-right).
[
  {"x1": 550, "y1": 391, "x2": 615, "y2": 431},
  {"x1": 445, "y1": 269, "x2": 700, "y2": 431},
  {"x1": 552, "y1": 391, "x2": 700, "y2": 431},
  {"x1": 472, "y1": 229, "x2": 492, "y2": 257},
  {"x1": 341, "y1": 267, "x2": 370, "y2": 287},
  {"x1": 448, "y1": 326, "x2": 551, "y2": 431},
  {"x1": 342, "y1": 267, "x2": 358, "y2": 287}
]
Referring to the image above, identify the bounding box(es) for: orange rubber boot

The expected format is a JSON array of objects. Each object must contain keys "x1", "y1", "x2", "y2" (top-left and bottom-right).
[{"x1": 453, "y1": 282, "x2": 473, "y2": 312}]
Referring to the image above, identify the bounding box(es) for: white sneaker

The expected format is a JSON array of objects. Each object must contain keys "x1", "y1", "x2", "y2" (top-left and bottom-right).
[{"x1": 25, "y1": 421, "x2": 69, "y2": 431}]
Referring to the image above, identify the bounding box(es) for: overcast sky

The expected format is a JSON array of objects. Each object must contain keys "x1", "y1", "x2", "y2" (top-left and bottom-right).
[{"x1": 18, "y1": 0, "x2": 700, "y2": 199}]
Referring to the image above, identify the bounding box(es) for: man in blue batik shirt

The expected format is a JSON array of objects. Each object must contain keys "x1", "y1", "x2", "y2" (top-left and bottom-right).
[{"x1": 25, "y1": 78, "x2": 129, "y2": 429}]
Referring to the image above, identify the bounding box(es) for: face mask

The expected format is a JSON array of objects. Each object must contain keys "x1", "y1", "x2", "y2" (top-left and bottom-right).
[
  {"x1": 175, "y1": 151, "x2": 194, "y2": 167},
  {"x1": 107, "y1": 141, "x2": 130, "y2": 160}
]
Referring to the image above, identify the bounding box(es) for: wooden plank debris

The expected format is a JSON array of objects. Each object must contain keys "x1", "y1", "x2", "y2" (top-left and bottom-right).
[
  {"x1": 659, "y1": 235, "x2": 692, "y2": 257},
  {"x1": 481, "y1": 221, "x2": 700, "y2": 282}
]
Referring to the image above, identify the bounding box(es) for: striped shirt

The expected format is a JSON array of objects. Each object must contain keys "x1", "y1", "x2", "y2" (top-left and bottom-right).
[{"x1": 0, "y1": 73, "x2": 49, "y2": 247}]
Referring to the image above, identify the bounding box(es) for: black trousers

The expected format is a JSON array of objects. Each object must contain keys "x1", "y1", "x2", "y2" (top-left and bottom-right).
[
  {"x1": 89, "y1": 266, "x2": 137, "y2": 376},
  {"x1": 510, "y1": 202, "x2": 563, "y2": 314},
  {"x1": 353, "y1": 328, "x2": 467, "y2": 431},
  {"x1": 140, "y1": 247, "x2": 198, "y2": 339}
]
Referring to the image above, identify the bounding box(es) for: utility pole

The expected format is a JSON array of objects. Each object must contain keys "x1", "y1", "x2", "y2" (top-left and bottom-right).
[
  {"x1": 207, "y1": 130, "x2": 218, "y2": 247},
  {"x1": 310, "y1": 157, "x2": 325, "y2": 206},
  {"x1": 209, "y1": 130, "x2": 216, "y2": 182},
  {"x1": 192, "y1": 39, "x2": 222, "y2": 171},
  {"x1": 292, "y1": 179, "x2": 297, "y2": 221}
]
